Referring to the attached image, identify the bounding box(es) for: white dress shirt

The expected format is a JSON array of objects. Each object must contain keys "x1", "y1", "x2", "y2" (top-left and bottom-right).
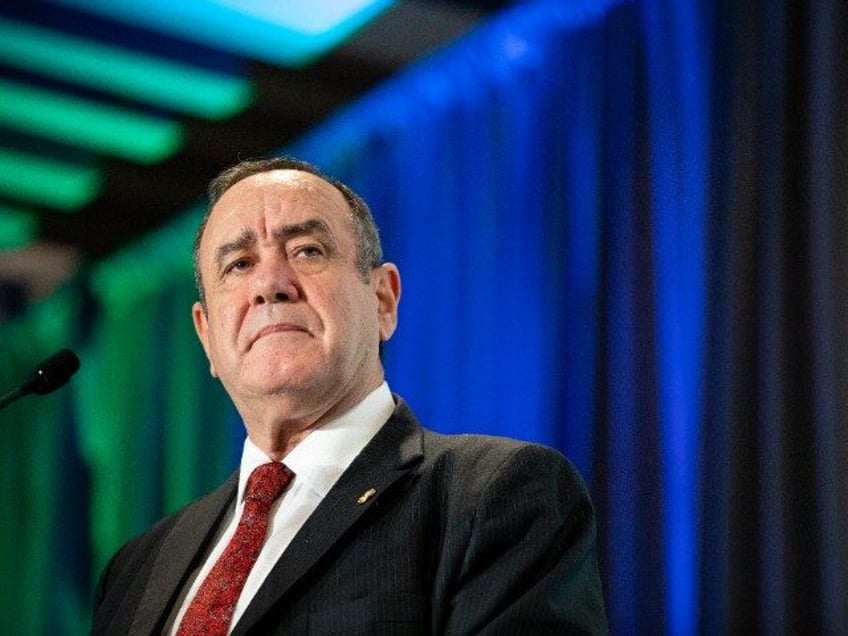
[{"x1": 167, "y1": 382, "x2": 395, "y2": 633}]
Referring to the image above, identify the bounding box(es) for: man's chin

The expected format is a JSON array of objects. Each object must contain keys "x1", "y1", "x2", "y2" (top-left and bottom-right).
[{"x1": 243, "y1": 367, "x2": 322, "y2": 397}]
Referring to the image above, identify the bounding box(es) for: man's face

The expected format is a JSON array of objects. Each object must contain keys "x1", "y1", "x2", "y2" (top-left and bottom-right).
[{"x1": 192, "y1": 169, "x2": 400, "y2": 421}]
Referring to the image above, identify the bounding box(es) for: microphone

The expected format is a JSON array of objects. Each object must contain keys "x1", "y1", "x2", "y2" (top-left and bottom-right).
[{"x1": 0, "y1": 349, "x2": 81, "y2": 411}]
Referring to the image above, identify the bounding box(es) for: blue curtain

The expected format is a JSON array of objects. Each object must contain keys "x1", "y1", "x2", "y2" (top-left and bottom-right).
[
  {"x1": 1, "y1": 0, "x2": 846, "y2": 633},
  {"x1": 289, "y1": 1, "x2": 711, "y2": 631}
]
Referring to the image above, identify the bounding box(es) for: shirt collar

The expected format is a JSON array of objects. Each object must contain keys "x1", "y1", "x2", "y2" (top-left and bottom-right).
[{"x1": 238, "y1": 382, "x2": 394, "y2": 502}]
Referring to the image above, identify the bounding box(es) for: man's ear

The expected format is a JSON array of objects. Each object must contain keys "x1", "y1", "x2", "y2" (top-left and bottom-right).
[
  {"x1": 373, "y1": 263, "x2": 401, "y2": 342},
  {"x1": 192, "y1": 301, "x2": 218, "y2": 377}
]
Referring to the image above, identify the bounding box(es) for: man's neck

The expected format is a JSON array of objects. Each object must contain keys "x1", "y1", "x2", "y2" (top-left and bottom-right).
[{"x1": 238, "y1": 376, "x2": 385, "y2": 460}]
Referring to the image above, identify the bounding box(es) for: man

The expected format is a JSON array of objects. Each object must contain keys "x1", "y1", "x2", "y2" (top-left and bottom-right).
[{"x1": 92, "y1": 157, "x2": 608, "y2": 634}]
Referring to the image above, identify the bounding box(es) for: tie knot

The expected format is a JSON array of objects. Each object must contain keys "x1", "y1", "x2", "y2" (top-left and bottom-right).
[{"x1": 245, "y1": 462, "x2": 292, "y2": 505}]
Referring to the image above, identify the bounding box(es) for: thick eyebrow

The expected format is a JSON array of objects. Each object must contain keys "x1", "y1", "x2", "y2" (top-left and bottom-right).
[
  {"x1": 273, "y1": 218, "x2": 336, "y2": 252},
  {"x1": 213, "y1": 218, "x2": 338, "y2": 273},
  {"x1": 215, "y1": 228, "x2": 257, "y2": 274}
]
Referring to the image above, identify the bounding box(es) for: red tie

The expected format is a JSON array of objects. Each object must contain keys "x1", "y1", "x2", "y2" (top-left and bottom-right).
[{"x1": 177, "y1": 462, "x2": 293, "y2": 635}]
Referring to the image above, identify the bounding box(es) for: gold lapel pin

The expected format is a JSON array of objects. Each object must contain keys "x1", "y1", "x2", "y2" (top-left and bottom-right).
[{"x1": 357, "y1": 488, "x2": 377, "y2": 505}]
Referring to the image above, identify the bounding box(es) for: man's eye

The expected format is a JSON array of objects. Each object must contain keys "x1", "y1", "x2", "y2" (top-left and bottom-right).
[
  {"x1": 293, "y1": 245, "x2": 325, "y2": 259},
  {"x1": 290, "y1": 244, "x2": 330, "y2": 274},
  {"x1": 224, "y1": 258, "x2": 251, "y2": 274}
]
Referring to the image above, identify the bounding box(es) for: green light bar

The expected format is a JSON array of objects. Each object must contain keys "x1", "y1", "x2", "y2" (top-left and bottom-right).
[
  {"x1": 0, "y1": 149, "x2": 101, "y2": 211},
  {"x1": 0, "y1": 17, "x2": 254, "y2": 120},
  {"x1": 0, "y1": 80, "x2": 183, "y2": 163},
  {"x1": 0, "y1": 204, "x2": 38, "y2": 248}
]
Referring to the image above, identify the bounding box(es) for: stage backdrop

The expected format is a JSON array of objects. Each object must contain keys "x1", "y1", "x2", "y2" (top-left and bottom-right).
[{"x1": 1, "y1": 0, "x2": 846, "y2": 634}]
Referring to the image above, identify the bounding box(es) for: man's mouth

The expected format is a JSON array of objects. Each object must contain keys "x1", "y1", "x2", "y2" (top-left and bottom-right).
[{"x1": 251, "y1": 323, "x2": 309, "y2": 347}]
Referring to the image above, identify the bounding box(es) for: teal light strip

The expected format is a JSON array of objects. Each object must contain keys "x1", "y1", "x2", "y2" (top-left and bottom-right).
[
  {"x1": 0, "y1": 80, "x2": 183, "y2": 163},
  {"x1": 0, "y1": 149, "x2": 101, "y2": 211},
  {"x1": 0, "y1": 204, "x2": 38, "y2": 248},
  {"x1": 0, "y1": 17, "x2": 254, "y2": 120},
  {"x1": 48, "y1": 0, "x2": 395, "y2": 68}
]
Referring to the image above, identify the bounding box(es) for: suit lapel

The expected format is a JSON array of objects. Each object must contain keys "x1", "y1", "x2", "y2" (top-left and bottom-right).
[
  {"x1": 128, "y1": 472, "x2": 238, "y2": 636},
  {"x1": 231, "y1": 403, "x2": 424, "y2": 636}
]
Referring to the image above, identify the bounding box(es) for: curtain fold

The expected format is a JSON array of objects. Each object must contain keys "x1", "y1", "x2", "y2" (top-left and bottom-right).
[{"x1": 1, "y1": 0, "x2": 846, "y2": 633}]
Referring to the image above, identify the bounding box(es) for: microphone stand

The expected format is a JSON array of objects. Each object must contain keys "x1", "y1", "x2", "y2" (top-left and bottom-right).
[{"x1": 0, "y1": 386, "x2": 26, "y2": 411}]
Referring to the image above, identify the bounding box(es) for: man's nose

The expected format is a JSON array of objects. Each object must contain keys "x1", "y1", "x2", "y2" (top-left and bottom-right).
[{"x1": 251, "y1": 254, "x2": 301, "y2": 305}]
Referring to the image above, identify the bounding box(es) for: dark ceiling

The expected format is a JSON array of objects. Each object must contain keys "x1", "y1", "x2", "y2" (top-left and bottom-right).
[{"x1": 0, "y1": 0, "x2": 505, "y2": 319}]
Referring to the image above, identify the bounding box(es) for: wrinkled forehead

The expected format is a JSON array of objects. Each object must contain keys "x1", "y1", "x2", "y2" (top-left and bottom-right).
[
  {"x1": 216, "y1": 169, "x2": 348, "y2": 215},
  {"x1": 201, "y1": 169, "x2": 354, "y2": 250}
]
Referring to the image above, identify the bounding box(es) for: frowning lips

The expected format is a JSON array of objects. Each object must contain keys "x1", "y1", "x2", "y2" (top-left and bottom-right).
[{"x1": 249, "y1": 322, "x2": 311, "y2": 349}]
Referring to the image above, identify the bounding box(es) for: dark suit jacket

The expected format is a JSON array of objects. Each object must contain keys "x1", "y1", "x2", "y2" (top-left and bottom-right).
[{"x1": 92, "y1": 399, "x2": 607, "y2": 635}]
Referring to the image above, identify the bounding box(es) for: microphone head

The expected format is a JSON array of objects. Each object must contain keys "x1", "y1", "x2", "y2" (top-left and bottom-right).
[{"x1": 22, "y1": 349, "x2": 81, "y2": 396}]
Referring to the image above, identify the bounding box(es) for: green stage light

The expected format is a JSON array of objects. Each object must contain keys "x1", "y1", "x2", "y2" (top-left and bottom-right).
[
  {"x1": 0, "y1": 205, "x2": 38, "y2": 248},
  {"x1": 0, "y1": 80, "x2": 183, "y2": 163},
  {"x1": 0, "y1": 17, "x2": 254, "y2": 120},
  {"x1": 0, "y1": 149, "x2": 101, "y2": 211}
]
